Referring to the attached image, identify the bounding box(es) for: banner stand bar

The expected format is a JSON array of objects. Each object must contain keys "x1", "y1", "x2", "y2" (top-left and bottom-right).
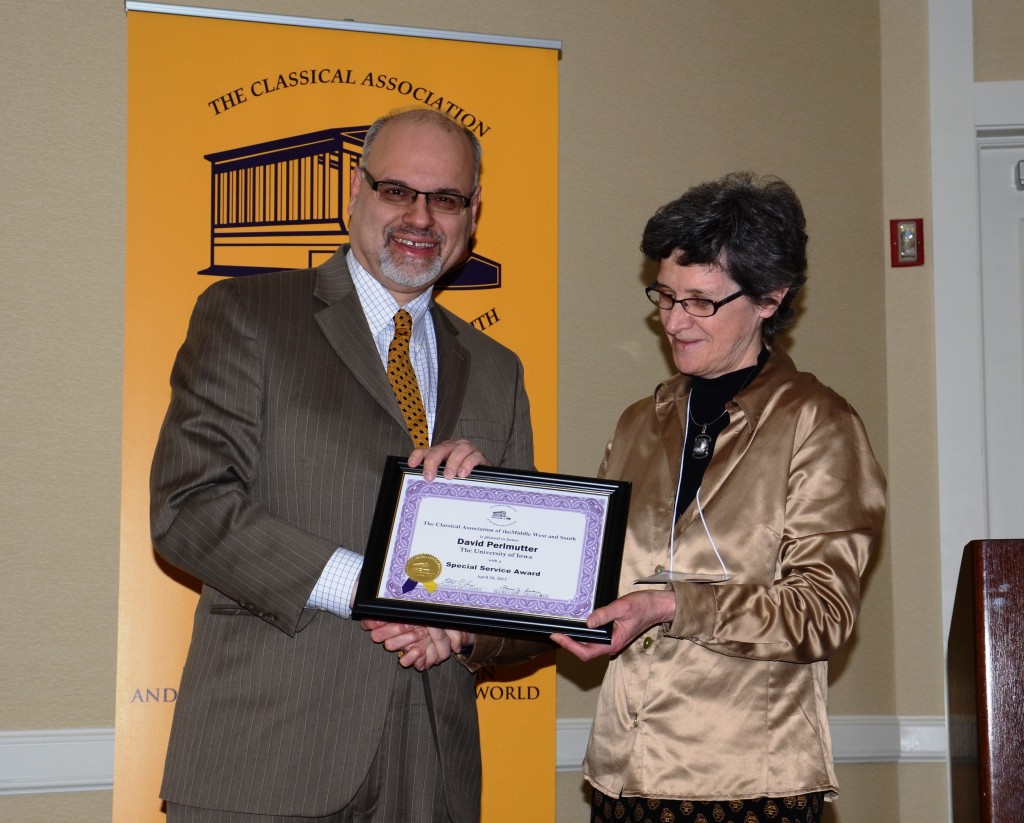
[{"x1": 125, "y1": 1, "x2": 562, "y2": 51}]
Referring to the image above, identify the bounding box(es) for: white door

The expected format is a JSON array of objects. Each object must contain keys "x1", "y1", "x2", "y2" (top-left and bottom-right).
[{"x1": 978, "y1": 135, "x2": 1024, "y2": 538}]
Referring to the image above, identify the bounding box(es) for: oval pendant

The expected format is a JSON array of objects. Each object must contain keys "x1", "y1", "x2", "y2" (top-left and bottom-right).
[{"x1": 692, "y1": 433, "x2": 712, "y2": 459}]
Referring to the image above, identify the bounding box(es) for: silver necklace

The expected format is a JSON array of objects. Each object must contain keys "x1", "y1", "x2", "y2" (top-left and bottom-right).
[
  {"x1": 685, "y1": 354, "x2": 763, "y2": 460},
  {"x1": 688, "y1": 408, "x2": 728, "y2": 460}
]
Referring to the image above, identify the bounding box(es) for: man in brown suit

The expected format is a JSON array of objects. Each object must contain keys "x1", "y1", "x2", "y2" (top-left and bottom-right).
[{"x1": 150, "y1": 108, "x2": 542, "y2": 823}]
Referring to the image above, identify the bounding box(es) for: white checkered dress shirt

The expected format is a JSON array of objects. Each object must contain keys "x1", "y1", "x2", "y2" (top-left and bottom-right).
[{"x1": 307, "y1": 251, "x2": 439, "y2": 618}]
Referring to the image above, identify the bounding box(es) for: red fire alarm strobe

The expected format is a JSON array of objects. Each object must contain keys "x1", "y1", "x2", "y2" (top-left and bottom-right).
[{"x1": 890, "y1": 218, "x2": 924, "y2": 267}]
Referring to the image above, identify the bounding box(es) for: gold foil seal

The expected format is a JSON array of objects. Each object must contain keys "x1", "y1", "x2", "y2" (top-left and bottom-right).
[{"x1": 405, "y1": 553, "x2": 441, "y2": 593}]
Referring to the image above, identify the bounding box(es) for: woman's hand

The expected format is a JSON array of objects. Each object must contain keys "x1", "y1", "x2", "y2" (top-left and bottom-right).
[{"x1": 550, "y1": 590, "x2": 677, "y2": 661}]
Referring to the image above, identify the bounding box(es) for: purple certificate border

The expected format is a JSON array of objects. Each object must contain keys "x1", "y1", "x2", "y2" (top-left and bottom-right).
[{"x1": 382, "y1": 479, "x2": 607, "y2": 619}]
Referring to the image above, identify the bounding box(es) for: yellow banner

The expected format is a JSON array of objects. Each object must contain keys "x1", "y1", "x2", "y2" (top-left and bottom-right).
[{"x1": 117, "y1": 8, "x2": 558, "y2": 820}]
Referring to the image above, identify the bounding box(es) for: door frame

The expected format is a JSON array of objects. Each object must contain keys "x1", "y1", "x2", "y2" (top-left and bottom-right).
[
  {"x1": 977, "y1": 132, "x2": 1024, "y2": 538},
  {"x1": 929, "y1": 0, "x2": 1024, "y2": 642}
]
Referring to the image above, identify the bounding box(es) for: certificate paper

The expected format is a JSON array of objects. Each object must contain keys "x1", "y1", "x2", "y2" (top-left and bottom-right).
[{"x1": 353, "y1": 458, "x2": 631, "y2": 642}]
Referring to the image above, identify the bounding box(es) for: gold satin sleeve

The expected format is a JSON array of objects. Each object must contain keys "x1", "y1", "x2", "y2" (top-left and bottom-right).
[{"x1": 664, "y1": 402, "x2": 885, "y2": 663}]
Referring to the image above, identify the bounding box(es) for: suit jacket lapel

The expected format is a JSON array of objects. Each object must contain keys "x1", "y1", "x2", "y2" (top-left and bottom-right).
[
  {"x1": 313, "y1": 246, "x2": 473, "y2": 445},
  {"x1": 313, "y1": 247, "x2": 408, "y2": 431},
  {"x1": 432, "y1": 305, "x2": 469, "y2": 444}
]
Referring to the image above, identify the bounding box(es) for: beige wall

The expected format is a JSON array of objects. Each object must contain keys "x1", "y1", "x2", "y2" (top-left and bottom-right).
[
  {"x1": 3, "y1": 0, "x2": 1018, "y2": 821},
  {"x1": 975, "y1": 0, "x2": 1024, "y2": 81},
  {"x1": 1, "y1": 2, "x2": 125, "y2": 725}
]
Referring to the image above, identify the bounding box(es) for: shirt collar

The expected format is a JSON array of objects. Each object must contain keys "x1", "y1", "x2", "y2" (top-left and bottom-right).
[{"x1": 346, "y1": 250, "x2": 434, "y2": 337}]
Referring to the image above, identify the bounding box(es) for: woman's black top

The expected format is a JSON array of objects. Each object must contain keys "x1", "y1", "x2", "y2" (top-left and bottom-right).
[{"x1": 675, "y1": 347, "x2": 770, "y2": 519}]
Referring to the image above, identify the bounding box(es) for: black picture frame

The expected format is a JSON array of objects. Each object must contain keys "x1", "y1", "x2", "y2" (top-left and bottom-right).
[{"x1": 352, "y1": 457, "x2": 631, "y2": 643}]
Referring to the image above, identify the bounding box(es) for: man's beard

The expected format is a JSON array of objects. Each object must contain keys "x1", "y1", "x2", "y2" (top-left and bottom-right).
[{"x1": 379, "y1": 226, "x2": 445, "y2": 288}]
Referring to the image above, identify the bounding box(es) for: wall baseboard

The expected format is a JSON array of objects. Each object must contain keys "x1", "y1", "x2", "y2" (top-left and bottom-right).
[
  {"x1": 0, "y1": 716, "x2": 948, "y2": 795},
  {"x1": 0, "y1": 728, "x2": 115, "y2": 795}
]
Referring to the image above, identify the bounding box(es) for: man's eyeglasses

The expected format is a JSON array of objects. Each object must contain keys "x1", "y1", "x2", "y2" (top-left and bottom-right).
[
  {"x1": 644, "y1": 285, "x2": 747, "y2": 317},
  {"x1": 361, "y1": 168, "x2": 472, "y2": 214}
]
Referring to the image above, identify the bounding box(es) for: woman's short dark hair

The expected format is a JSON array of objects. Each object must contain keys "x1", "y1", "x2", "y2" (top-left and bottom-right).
[{"x1": 641, "y1": 172, "x2": 808, "y2": 341}]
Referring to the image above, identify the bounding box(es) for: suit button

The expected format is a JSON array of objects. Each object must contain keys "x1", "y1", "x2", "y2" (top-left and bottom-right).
[
  {"x1": 642, "y1": 636, "x2": 653, "y2": 650},
  {"x1": 655, "y1": 565, "x2": 664, "y2": 574}
]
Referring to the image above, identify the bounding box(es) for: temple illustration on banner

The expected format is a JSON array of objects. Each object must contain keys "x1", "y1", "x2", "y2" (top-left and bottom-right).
[{"x1": 199, "y1": 127, "x2": 501, "y2": 289}]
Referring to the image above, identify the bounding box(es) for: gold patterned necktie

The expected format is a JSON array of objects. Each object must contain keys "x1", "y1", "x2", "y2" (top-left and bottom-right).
[{"x1": 387, "y1": 309, "x2": 429, "y2": 448}]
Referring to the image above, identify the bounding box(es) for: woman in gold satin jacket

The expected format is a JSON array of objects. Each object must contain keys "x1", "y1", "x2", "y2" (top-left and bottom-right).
[{"x1": 552, "y1": 173, "x2": 886, "y2": 823}]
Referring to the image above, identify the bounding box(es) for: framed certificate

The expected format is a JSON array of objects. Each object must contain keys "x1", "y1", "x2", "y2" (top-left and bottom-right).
[{"x1": 352, "y1": 457, "x2": 631, "y2": 643}]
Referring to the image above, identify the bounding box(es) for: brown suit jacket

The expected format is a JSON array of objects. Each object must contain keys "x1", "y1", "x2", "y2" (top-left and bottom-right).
[{"x1": 150, "y1": 247, "x2": 538, "y2": 819}]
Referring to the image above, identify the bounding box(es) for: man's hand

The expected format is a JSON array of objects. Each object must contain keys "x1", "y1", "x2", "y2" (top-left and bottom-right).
[
  {"x1": 408, "y1": 439, "x2": 490, "y2": 481},
  {"x1": 361, "y1": 619, "x2": 475, "y2": 671},
  {"x1": 550, "y1": 590, "x2": 677, "y2": 661}
]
